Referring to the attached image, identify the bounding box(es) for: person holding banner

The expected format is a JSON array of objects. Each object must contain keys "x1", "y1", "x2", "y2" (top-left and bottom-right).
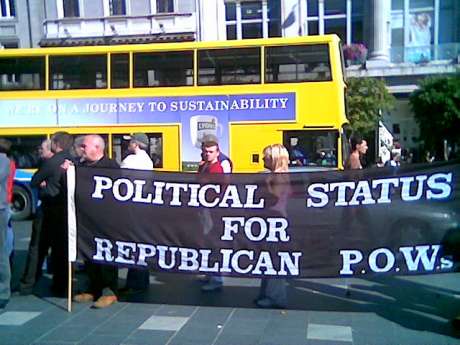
[
  {"x1": 69, "y1": 135, "x2": 120, "y2": 308},
  {"x1": 255, "y1": 144, "x2": 291, "y2": 309},
  {"x1": 119, "y1": 133, "x2": 154, "y2": 295},
  {"x1": 19, "y1": 139, "x2": 54, "y2": 295},
  {"x1": 31, "y1": 132, "x2": 74, "y2": 297},
  {"x1": 198, "y1": 135, "x2": 227, "y2": 292}
]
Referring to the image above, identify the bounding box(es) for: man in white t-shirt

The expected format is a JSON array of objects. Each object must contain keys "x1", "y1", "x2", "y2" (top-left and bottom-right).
[
  {"x1": 120, "y1": 133, "x2": 153, "y2": 295},
  {"x1": 121, "y1": 133, "x2": 154, "y2": 170}
]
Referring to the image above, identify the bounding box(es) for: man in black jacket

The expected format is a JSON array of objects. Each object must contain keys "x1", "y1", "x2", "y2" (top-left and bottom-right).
[
  {"x1": 30, "y1": 131, "x2": 74, "y2": 297},
  {"x1": 66, "y1": 134, "x2": 120, "y2": 308},
  {"x1": 19, "y1": 139, "x2": 54, "y2": 295}
]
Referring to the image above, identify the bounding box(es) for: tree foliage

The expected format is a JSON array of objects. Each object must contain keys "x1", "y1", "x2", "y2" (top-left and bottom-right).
[
  {"x1": 409, "y1": 74, "x2": 460, "y2": 154},
  {"x1": 346, "y1": 77, "x2": 395, "y2": 136}
]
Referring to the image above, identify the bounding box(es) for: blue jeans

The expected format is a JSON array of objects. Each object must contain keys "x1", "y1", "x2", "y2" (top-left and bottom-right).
[{"x1": 0, "y1": 208, "x2": 11, "y2": 302}]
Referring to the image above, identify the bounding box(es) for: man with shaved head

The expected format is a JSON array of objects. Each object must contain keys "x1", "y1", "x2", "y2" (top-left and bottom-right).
[{"x1": 67, "y1": 135, "x2": 120, "y2": 308}]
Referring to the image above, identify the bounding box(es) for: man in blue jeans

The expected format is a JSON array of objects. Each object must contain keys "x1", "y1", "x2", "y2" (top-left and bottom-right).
[{"x1": 0, "y1": 149, "x2": 10, "y2": 308}]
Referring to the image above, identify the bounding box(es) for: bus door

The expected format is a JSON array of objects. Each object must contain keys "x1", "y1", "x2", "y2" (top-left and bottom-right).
[{"x1": 230, "y1": 123, "x2": 281, "y2": 173}]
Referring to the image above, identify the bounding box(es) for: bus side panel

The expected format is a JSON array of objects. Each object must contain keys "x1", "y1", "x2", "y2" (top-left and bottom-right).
[
  {"x1": 230, "y1": 124, "x2": 281, "y2": 173},
  {"x1": 161, "y1": 125, "x2": 181, "y2": 172}
]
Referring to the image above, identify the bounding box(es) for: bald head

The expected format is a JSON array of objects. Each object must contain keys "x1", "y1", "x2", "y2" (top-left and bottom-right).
[{"x1": 81, "y1": 135, "x2": 105, "y2": 163}]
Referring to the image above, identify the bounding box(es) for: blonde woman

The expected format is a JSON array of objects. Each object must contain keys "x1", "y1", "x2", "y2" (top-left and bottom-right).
[{"x1": 255, "y1": 144, "x2": 291, "y2": 308}]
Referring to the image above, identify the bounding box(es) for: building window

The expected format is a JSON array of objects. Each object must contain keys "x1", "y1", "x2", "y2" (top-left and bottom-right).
[
  {"x1": 391, "y1": 0, "x2": 443, "y2": 63},
  {"x1": 157, "y1": 0, "x2": 173, "y2": 13},
  {"x1": 0, "y1": 0, "x2": 15, "y2": 18},
  {"x1": 305, "y1": 0, "x2": 363, "y2": 45},
  {"x1": 109, "y1": 0, "x2": 126, "y2": 15},
  {"x1": 63, "y1": 0, "x2": 80, "y2": 17},
  {"x1": 225, "y1": 0, "x2": 281, "y2": 40}
]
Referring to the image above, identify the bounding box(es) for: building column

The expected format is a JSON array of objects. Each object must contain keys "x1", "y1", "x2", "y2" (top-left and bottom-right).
[
  {"x1": 368, "y1": 0, "x2": 390, "y2": 65},
  {"x1": 198, "y1": 0, "x2": 226, "y2": 41}
]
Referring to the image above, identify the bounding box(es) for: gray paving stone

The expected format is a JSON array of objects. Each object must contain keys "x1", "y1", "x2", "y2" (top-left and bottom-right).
[
  {"x1": 187, "y1": 306, "x2": 233, "y2": 322},
  {"x1": 167, "y1": 334, "x2": 217, "y2": 345},
  {"x1": 139, "y1": 315, "x2": 189, "y2": 331},
  {"x1": 154, "y1": 305, "x2": 197, "y2": 317},
  {"x1": 122, "y1": 303, "x2": 162, "y2": 316},
  {"x1": 77, "y1": 334, "x2": 126, "y2": 345},
  {"x1": 231, "y1": 307, "x2": 276, "y2": 320},
  {"x1": 214, "y1": 333, "x2": 262, "y2": 345},
  {"x1": 28, "y1": 341, "x2": 77, "y2": 345},
  {"x1": 5, "y1": 295, "x2": 51, "y2": 311},
  {"x1": 222, "y1": 317, "x2": 271, "y2": 336},
  {"x1": 0, "y1": 311, "x2": 41, "y2": 326},
  {"x1": 308, "y1": 311, "x2": 352, "y2": 326},
  {"x1": 40, "y1": 326, "x2": 89, "y2": 343},
  {"x1": 123, "y1": 330, "x2": 173, "y2": 345},
  {"x1": 307, "y1": 323, "x2": 353, "y2": 342},
  {"x1": 259, "y1": 338, "x2": 307, "y2": 345}
]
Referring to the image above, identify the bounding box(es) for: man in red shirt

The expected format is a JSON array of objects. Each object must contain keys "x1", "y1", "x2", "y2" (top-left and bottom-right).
[
  {"x1": 198, "y1": 138, "x2": 224, "y2": 291},
  {"x1": 200, "y1": 140, "x2": 224, "y2": 174}
]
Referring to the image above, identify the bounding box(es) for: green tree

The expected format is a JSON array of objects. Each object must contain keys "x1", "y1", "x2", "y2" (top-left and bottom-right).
[
  {"x1": 409, "y1": 74, "x2": 460, "y2": 157},
  {"x1": 346, "y1": 77, "x2": 395, "y2": 136}
]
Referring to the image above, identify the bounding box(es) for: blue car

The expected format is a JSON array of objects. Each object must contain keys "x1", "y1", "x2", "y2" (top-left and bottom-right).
[{"x1": 11, "y1": 169, "x2": 38, "y2": 221}]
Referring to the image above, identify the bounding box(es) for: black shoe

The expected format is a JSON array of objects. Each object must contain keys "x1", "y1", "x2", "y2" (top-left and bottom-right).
[
  {"x1": 18, "y1": 286, "x2": 33, "y2": 296},
  {"x1": 452, "y1": 316, "x2": 460, "y2": 330},
  {"x1": 255, "y1": 298, "x2": 285, "y2": 309}
]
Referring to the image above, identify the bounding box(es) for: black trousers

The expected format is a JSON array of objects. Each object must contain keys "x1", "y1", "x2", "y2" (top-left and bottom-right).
[
  {"x1": 87, "y1": 262, "x2": 118, "y2": 297},
  {"x1": 48, "y1": 205, "x2": 68, "y2": 294},
  {"x1": 20, "y1": 207, "x2": 52, "y2": 291}
]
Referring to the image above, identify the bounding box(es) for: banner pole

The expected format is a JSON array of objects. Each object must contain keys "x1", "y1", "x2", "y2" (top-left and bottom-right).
[
  {"x1": 67, "y1": 262, "x2": 72, "y2": 312},
  {"x1": 66, "y1": 164, "x2": 77, "y2": 313}
]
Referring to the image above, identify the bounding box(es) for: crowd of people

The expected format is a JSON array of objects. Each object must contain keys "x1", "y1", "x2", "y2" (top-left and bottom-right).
[
  {"x1": 0, "y1": 131, "x2": 458, "y2": 328},
  {"x1": 0, "y1": 131, "x2": 292, "y2": 311}
]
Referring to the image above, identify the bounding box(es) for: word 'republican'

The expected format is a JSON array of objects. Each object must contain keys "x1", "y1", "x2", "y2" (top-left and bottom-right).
[{"x1": 92, "y1": 238, "x2": 302, "y2": 276}]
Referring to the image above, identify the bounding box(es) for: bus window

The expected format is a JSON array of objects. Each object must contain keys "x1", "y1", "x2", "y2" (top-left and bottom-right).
[
  {"x1": 6, "y1": 136, "x2": 46, "y2": 169},
  {"x1": 112, "y1": 133, "x2": 163, "y2": 168},
  {"x1": 198, "y1": 48, "x2": 261, "y2": 85},
  {"x1": 133, "y1": 51, "x2": 193, "y2": 87},
  {"x1": 111, "y1": 54, "x2": 129, "y2": 88},
  {"x1": 50, "y1": 55, "x2": 107, "y2": 90},
  {"x1": 0, "y1": 57, "x2": 45, "y2": 91},
  {"x1": 284, "y1": 130, "x2": 338, "y2": 168},
  {"x1": 265, "y1": 44, "x2": 332, "y2": 83}
]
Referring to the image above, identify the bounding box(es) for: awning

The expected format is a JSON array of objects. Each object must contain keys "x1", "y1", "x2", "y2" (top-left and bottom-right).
[{"x1": 39, "y1": 33, "x2": 195, "y2": 47}]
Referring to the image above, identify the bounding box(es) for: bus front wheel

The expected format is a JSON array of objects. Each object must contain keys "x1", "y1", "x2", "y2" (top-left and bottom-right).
[{"x1": 11, "y1": 185, "x2": 32, "y2": 221}]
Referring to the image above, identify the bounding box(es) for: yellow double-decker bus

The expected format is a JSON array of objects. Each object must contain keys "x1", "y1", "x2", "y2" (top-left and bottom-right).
[{"x1": 0, "y1": 35, "x2": 348, "y2": 219}]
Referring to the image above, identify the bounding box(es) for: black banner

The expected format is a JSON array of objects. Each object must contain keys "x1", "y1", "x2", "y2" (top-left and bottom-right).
[{"x1": 70, "y1": 161, "x2": 460, "y2": 278}]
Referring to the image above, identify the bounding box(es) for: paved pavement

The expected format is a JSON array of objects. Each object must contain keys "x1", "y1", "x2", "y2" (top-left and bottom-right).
[{"x1": 1, "y1": 220, "x2": 460, "y2": 345}]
